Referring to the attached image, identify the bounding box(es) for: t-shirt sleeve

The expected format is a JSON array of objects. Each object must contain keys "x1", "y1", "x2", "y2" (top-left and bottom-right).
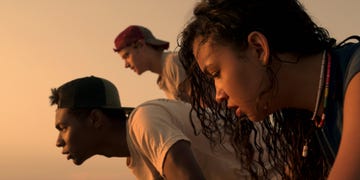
[
  {"x1": 164, "y1": 54, "x2": 188, "y2": 99},
  {"x1": 127, "y1": 104, "x2": 190, "y2": 176}
]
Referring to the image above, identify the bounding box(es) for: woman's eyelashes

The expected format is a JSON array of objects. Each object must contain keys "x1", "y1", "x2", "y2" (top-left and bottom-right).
[
  {"x1": 210, "y1": 70, "x2": 220, "y2": 78},
  {"x1": 205, "y1": 69, "x2": 220, "y2": 79}
]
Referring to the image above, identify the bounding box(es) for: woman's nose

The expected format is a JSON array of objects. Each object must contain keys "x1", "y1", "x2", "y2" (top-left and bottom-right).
[{"x1": 215, "y1": 88, "x2": 229, "y2": 103}]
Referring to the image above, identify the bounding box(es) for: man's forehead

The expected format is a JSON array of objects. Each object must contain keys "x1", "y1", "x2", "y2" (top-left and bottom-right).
[
  {"x1": 55, "y1": 108, "x2": 70, "y2": 122},
  {"x1": 56, "y1": 108, "x2": 68, "y2": 114},
  {"x1": 118, "y1": 46, "x2": 131, "y2": 56}
]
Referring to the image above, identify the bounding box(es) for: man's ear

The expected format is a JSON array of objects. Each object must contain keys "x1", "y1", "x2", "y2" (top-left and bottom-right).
[
  {"x1": 133, "y1": 39, "x2": 144, "y2": 49},
  {"x1": 89, "y1": 109, "x2": 104, "y2": 129},
  {"x1": 247, "y1": 31, "x2": 270, "y2": 65}
]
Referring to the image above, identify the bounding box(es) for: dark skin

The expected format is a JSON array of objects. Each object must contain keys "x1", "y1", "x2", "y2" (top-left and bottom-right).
[{"x1": 55, "y1": 108, "x2": 205, "y2": 179}]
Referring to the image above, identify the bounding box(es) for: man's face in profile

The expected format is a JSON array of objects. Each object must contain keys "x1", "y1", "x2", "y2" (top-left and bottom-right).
[{"x1": 55, "y1": 108, "x2": 98, "y2": 165}]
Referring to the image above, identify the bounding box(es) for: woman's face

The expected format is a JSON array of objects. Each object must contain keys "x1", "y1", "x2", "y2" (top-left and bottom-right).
[{"x1": 193, "y1": 37, "x2": 270, "y2": 121}]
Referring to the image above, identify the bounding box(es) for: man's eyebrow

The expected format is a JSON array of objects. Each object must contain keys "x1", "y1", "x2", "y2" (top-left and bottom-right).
[
  {"x1": 55, "y1": 121, "x2": 67, "y2": 130},
  {"x1": 121, "y1": 51, "x2": 129, "y2": 59}
]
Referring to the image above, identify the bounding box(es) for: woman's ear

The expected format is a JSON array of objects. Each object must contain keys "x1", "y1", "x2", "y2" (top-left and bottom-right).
[{"x1": 247, "y1": 31, "x2": 270, "y2": 65}]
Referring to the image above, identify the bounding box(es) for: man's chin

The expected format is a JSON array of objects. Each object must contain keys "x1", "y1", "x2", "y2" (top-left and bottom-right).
[
  {"x1": 72, "y1": 158, "x2": 85, "y2": 166},
  {"x1": 136, "y1": 69, "x2": 147, "y2": 75}
]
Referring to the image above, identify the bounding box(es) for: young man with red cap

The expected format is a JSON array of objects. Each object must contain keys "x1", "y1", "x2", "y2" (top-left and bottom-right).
[
  {"x1": 50, "y1": 76, "x2": 246, "y2": 180},
  {"x1": 113, "y1": 25, "x2": 190, "y2": 102}
]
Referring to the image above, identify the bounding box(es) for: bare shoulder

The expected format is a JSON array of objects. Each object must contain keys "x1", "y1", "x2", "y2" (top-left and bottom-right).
[{"x1": 329, "y1": 73, "x2": 360, "y2": 179}]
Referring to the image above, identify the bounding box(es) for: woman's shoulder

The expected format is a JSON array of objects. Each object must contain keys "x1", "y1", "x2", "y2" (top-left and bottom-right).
[{"x1": 331, "y1": 39, "x2": 360, "y2": 90}]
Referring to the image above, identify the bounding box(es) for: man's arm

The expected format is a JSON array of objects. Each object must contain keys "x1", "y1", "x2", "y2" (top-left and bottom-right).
[{"x1": 163, "y1": 140, "x2": 206, "y2": 180}]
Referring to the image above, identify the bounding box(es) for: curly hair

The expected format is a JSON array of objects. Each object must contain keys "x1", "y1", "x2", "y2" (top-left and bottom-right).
[{"x1": 178, "y1": 0, "x2": 336, "y2": 179}]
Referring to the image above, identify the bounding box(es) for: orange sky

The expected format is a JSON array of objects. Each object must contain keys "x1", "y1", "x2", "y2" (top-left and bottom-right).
[{"x1": 0, "y1": 0, "x2": 359, "y2": 179}]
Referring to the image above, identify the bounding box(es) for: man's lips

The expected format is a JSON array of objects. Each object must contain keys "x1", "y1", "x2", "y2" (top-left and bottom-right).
[{"x1": 62, "y1": 151, "x2": 72, "y2": 160}]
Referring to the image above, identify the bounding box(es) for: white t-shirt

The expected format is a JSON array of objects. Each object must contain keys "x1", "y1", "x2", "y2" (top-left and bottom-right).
[
  {"x1": 126, "y1": 99, "x2": 247, "y2": 180},
  {"x1": 157, "y1": 52, "x2": 190, "y2": 102}
]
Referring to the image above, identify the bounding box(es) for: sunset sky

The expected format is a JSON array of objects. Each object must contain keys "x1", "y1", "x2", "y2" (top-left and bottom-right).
[{"x1": 0, "y1": 0, "x2": 359, "y2": 179}]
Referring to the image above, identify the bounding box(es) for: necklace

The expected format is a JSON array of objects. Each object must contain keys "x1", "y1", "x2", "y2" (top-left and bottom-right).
[
  {"x1": 310, "y1": 50, "x2": 327, "y2": 122},
  {"x1": 302, "y1": 50, "x2": 332, "y2": 157},
  {"x1": 318, "y1": 52, "x2": 332, "y2": 128}
]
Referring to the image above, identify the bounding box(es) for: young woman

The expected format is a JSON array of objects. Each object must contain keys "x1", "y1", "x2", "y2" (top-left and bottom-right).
[{"x1": 178, "y1": 0, "x2": 360, "y2": 179}]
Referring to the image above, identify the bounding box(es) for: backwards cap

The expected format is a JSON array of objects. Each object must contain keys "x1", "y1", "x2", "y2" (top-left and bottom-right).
[
  {"x1": 113, "y1": 25, "x2": 169, "y2": 52},
  {"x1": 56, "y1": 76, "x2": 125, "y2": 110}
]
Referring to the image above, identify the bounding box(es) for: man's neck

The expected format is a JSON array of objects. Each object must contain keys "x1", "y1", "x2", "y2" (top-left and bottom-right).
[
  {"x1": 100, "y1": 123, "x2": 130, "y2": 158},
  {"x1": 149, "y1": 50, "x2": 166, "y2": 75}
]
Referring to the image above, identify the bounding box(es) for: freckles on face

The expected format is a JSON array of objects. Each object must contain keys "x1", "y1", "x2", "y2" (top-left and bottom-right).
[{"x1": 193, "y1": 37, "x2": 267, "y2": 121}]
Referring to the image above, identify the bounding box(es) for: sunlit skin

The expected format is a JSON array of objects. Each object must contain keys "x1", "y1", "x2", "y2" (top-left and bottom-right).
[
  {"x1": 118, "y1": 40, "x2": 163, "y2": 75},
  {"x1": 55, "y1": 108, "x2": 129, "y2": 165},
  {"x1": 193, "y1": 34, "x2": 271, "y2": 121},
  {"x1": 193, "y1": 32, "x2": 326, "y2": 121},
  {"x1": 118, "y1": 43, "x2": 148, "y2": 75},
  {"x1": 193, "y1": 32, "x2": 360, "y2": 178}
]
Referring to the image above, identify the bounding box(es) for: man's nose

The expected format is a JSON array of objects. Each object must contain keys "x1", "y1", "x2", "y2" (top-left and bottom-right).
[{"x1": 56, "y1": 134, "x2": 64, "y2": 147}]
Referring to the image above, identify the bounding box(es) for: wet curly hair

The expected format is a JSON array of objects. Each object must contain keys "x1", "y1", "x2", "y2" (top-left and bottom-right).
[{"x1": 178, "y1": 0, "x2": 336, "y2": 179}]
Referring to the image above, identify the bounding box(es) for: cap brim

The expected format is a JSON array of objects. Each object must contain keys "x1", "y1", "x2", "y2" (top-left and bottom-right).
[
  {"x1": 146, "y1": 38, "x2": 169, "y2": 49},
  {"x1": 122, "y1": 107, "x2": 135, "y2": 115}
]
